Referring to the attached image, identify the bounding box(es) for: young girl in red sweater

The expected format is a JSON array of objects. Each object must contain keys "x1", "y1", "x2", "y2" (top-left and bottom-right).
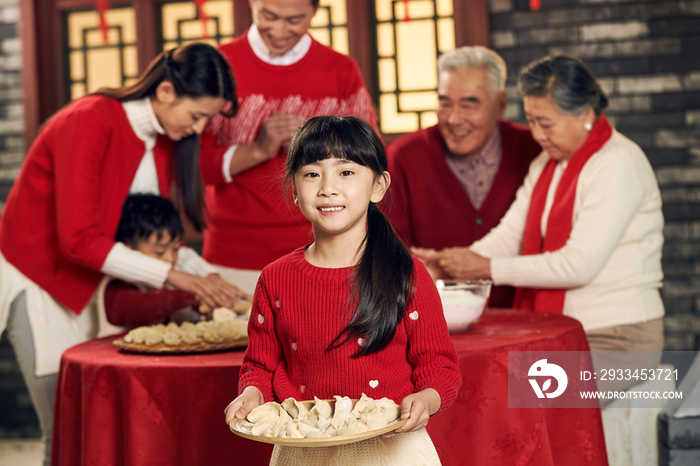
[{"x1": 225, "y1": 116, "x2": 461, "y2": 465}]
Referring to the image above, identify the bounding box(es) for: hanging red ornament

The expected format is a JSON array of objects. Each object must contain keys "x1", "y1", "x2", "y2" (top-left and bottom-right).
[
  {"x1": 530, "y1": 0, "x2": 541, "y2": 11},
  {"x1": 403, "y1": 0, "x2": 411, "y2": 22},
  {"x1": 96, "y1": 0, "x2": 110, "y2": 45},
  {"x1": 195, "y1": 0, "x2": 210, "y2": 39}
]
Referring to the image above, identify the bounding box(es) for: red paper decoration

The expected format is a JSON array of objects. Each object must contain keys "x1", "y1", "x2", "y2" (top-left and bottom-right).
[
  {"x1": 530, "y1": 0, "x2": 541, "y2": 11},
  {"x1": 195, "y1": 0, "x2": 210, "y2": 39},
  {"x1": 403, "y1": 0, "x2": 410, "y2": 22},
  {"x1": 96, "y1": 0, "x2": 110, "y2": 44}
]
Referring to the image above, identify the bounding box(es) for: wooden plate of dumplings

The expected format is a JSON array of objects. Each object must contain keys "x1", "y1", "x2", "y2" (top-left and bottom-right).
[
  {"x1": 229, "y1": 394, "x2": 407, "y2": 447},
  {"x1": 113, "y1": 307, "x2": 248, "y2": 354}
]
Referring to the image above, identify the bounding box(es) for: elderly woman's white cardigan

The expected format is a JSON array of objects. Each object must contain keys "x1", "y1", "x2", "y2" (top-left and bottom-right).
[{"x1": 470, "y1": 130, "x2": 665, "y2": 332}]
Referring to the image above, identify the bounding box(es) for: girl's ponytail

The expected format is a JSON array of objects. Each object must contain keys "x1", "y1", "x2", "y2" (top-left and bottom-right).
[{"x1": 328, "y1": 202, "x2": 414, "y2": 358}]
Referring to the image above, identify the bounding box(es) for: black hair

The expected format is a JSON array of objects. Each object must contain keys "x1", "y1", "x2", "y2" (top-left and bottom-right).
[
  {"x1": 517, "y1": 55, "x2": 608, "y2": 116},
  {"x1": 115, "y1": 193, "x2": 184, "y2": 248},
  {"x1": 285, "y1": 116, "x2": 414, "y2": 358},
  {"x1": 95, "y1": 42, "x2": 238, "y2": 232}
]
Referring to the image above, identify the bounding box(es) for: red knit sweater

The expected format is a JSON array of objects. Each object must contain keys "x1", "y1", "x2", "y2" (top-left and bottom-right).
[
  {"x1": 384, "y1": 121, "x2": 541, "y2": 307},
  {"x1": 200, "y1": 31, "x2": 378, "y2": 270},
  {"x1": 0, "y1": 96, "x2": 173, "y2": 313},
  {"x1": 238, "y1": 246, "x2": 461, "y2": 414}
]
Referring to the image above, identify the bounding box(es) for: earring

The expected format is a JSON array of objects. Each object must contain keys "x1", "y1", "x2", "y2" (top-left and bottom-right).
[{"x1": 585, "y1": 122, "x2": 593, "y2": 132}]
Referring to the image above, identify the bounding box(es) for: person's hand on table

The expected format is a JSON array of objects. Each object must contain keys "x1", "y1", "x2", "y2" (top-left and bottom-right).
[
  {"x1": 433, "y1": 247, "x2": 491, "y2": 281},
  {"x1": 166, "y1": 269, "x2": 240, "y2": 310},
  {"x1": 392, "y1": 388, "x2": 441, "y2": 435},
  {"x1": 256, "y1": 112, "x2": 306, "y2": 159},
  {"x1": 225, "y1": 386, "x2": 264, "y2": 424},
  {"x1": 206, "y1": 273, "x2": 253, "y2": 301},
  {"x1": 410, "y1": 247, "x2": 449, "y2": 280}
]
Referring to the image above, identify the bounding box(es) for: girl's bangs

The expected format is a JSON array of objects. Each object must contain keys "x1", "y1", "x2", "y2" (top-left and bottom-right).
[{"x1": 292, "y1": 122, "x2": 374, "y2": 171}]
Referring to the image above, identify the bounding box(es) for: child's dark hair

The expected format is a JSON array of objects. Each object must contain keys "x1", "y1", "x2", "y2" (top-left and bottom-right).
[
  {"x1": 115, "y1": 194, "x2": 184, "y2": 247},
  {"x1": 285, "y1": 116, "x2": 414, "y2": 358}
]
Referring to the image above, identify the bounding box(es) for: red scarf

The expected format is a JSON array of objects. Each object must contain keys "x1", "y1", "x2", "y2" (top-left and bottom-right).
[{"x1": 513, "y1": 115, "x2": 613, "y2": 314}]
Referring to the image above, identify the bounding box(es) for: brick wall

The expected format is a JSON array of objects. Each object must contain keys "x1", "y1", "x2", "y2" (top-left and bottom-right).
[{"x1": 489, "y1": 0, "x2": 700, "y2": 351}]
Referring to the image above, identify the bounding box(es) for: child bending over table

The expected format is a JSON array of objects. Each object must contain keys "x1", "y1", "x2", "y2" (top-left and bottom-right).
[
  {"x1": 96, "y1": 193, "x2": 250, "y2": 337},
  {"x1": 224, "y1": 116, "x2": 461, "y2": 465}
]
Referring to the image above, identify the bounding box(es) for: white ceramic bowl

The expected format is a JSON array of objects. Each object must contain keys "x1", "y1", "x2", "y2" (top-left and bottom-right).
[{"x1": 436, "y1": 279, "x2": 492, "y2": 333}]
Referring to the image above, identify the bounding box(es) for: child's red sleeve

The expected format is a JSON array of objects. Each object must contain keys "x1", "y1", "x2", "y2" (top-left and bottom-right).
[{"x1": 105, "y1": 280, "x2": 199, "y2": 327}]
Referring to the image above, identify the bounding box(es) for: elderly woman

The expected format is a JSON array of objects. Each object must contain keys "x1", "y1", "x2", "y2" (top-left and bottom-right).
[{"x1": 415, "y1": 55, "x2": 665, "y2": 392}]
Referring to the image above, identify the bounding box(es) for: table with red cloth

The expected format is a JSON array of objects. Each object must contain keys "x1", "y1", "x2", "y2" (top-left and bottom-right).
[{"x1": 52, "y1": 308, "x2": 608, "y2": 466}]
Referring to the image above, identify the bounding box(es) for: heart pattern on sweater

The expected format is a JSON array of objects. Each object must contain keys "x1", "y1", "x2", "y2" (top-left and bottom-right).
[
  {"x1": 409, "y1": 311, "x2": 419, "y2": 320},
  {"x1": 258, "y1": 314, "x2": 265, "y2": 324},
  {"x1": 369, "y1": 380, "x2": 379, "y2": 388}
]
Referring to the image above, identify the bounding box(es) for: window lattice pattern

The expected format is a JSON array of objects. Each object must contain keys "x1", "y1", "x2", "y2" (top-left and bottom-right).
[
  {"x1": 64, "y1": 7, "x2": 138, "y2": 100},
  {"x1": 160, "y1": 0, "x2": 235, "y2": 50},
  {"x1": 309, "y1": 0, "x2": 348, "y2": 55},
  {"x1": 375, "y1": 0, "x2": 455, "y2": 134}
]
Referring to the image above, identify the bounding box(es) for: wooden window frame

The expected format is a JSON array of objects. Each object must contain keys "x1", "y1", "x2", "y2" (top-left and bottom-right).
[{"x1": 19, "y1": 0, "x2": 488, "y2": 147}]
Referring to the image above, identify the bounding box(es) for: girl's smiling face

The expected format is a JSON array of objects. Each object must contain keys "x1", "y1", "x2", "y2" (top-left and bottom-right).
[{"x1": 293, "y1": 158, "x2": 389, "y2": 241}]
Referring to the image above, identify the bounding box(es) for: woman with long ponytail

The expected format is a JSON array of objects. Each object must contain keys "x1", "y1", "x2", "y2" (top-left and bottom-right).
[{"x1": 0, "y1": 42, "x2": 239, "y2": 465}]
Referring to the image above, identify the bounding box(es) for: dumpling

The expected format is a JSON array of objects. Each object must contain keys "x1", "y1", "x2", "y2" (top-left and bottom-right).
[
  {"x1": 331, "y1": 396, "x2": 354, "y2": 428},
  {"x1": 203, "y1": 328, "x2": 224, "y2": 343},
  {"x1": 307, "y1": 397, "x2": 332, "y2": 428},
  {"x1": 144, "y1": 328, "x2": 164, "y2": 345},
  {"x1": 296, "y1": 420, "x2": 322, "y2": 438},
  {"x1": 212, "y1": 307, "x2": 237, "y2": 322},
  {"x1": 166, "y1": 322, "x2": 182, "y2": 334},
  {"x1": 217, "y1": 320, "x2": 247, "y2": 340},
  {"x1": 360, "y1": 398, "x2": 400, "y2": 430},
  {"x1": 336, "y1": 418, "x2": 369, "y2": 436},
  {"x1": 283, "y1": 420, "x2": 305, "y2": 439},
  {"x1": 247, "y1": 402, "x2": 283, "y2": 424},
  {"x1": 351, "y1": 393, "x2": 374, "y2": 418},
  {"x1": 163, "y1": 330, "x2": 182, "y2": 346},
  {"x1": 251, "y1": 418, "x2": 285, "y2": 437},
  {"x1": 124, "y1": 327, "x2": 148, "y2": 344},
  {"x1": 180, "y1": 330, "x2": 201, "y2": 345},
  {"x1": 281, "y1": 398, "x2": 310, "y2": 421}
]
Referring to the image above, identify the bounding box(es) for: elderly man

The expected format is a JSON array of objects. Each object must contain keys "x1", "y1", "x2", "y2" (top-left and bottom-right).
[
  {"x1": 385, "y1": 46, "x2": 541, "y2": 307},
  {"x1": 199, "y1": 0, "x2": 378, "y2": 294}
]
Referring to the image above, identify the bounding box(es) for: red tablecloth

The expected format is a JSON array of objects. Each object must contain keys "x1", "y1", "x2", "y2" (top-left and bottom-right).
[{"x1": 52, "y1": 308, "x2": 608, "y2": 466}]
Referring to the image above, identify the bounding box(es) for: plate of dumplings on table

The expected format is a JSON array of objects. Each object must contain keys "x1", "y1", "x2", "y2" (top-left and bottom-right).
[
  {"x1": 112, "y1": 306, "x2": 249, "y2": 354},
  {"x1": 229, "y1": 393, "x2": 407, "y2": 447}
]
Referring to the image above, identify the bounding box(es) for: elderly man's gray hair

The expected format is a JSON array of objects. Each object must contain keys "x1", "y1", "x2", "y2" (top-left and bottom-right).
[{"x1": 437, "y1": 46, "x2": 507, "y2": 95}]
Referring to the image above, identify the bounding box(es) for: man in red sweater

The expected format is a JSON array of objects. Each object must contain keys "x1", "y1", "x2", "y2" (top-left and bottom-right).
[
  {"x1": 384, "y1": 46, "x2": 542, "y2": 307},
  {"x1": 200, "y1": 0, "x2": 378, "y2": 294}
]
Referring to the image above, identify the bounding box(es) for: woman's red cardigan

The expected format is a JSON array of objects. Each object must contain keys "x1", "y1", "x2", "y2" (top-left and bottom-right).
[{"x1": 0, "y1": 96, "x2": 173, "y2": 313}]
